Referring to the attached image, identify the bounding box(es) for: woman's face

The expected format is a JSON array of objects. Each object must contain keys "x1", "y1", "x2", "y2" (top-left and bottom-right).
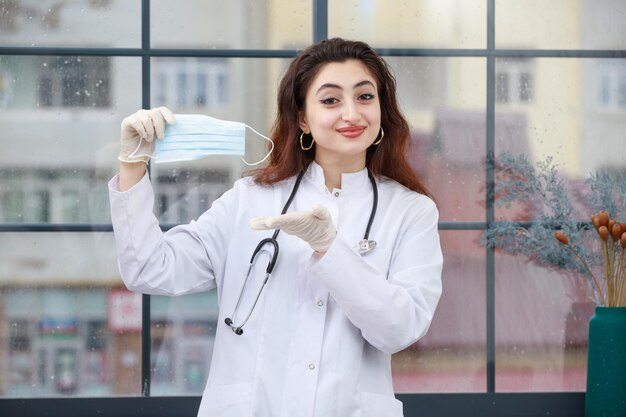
[{"x1": 299, "y1": 59, "x2": 382, "y2": 171}]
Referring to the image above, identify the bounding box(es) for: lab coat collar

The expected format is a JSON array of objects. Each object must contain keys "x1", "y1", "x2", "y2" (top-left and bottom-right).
[{"x1": 306, "y1": 161, "x2": 370, "y2": 194}]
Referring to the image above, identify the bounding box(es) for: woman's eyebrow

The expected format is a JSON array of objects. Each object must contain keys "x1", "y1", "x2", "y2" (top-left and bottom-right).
[
  {"x1": 354, "y1": 80, "x2": 375, "y2": 89},
  {"x1": 316, "y1": 80, "x2": 376, "y2": 95},
  {"x1": 316, "y1": 83, "x2": 342, "y2": 94}
]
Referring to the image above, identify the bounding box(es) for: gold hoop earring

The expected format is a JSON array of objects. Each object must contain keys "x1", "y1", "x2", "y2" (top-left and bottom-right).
[
  {"x1": 373, "y1": 127, "x2": 384, "y2": 145},
  {"x1": 300, "y1": 132, "x2": 314, "y2": 151}
]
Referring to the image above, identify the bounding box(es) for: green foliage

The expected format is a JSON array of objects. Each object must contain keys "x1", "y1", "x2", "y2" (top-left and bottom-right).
[
  {"x1": 481, "y1": 152, "x2": 626, "y2": 296},
  {"x1": 586, "y1": 171, "x2": 626, "y2": 217}
]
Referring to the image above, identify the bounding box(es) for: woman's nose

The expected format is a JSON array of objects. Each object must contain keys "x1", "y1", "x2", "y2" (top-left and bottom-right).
[{"x1": 342, "y1": 101, "x2": 360, "y2": 123}]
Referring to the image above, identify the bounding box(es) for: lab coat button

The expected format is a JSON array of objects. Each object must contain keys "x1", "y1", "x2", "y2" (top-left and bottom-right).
[
  {"x1": 308, "y1": 363, "x2": 315, "y2": 370},
  {"x1": 317, "y1": 300, "x2": 324, "y2": 307},
  {"x1": 333, "y1": 191, "x2": 340, "y2": 197}
]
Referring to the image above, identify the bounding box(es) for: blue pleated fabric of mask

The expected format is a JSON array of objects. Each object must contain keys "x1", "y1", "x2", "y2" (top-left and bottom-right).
[{"x1": 137, "y1": 114, "x2": 274, "y2": 165}]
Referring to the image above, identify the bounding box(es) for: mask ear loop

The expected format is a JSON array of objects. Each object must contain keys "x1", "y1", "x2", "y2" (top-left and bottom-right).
[
  {"x1": 240, "y1": 125, "x2": 275, "y2": 166},
  {"x1": 127, "y1": 138, "x2": 156, "y2": 161}
]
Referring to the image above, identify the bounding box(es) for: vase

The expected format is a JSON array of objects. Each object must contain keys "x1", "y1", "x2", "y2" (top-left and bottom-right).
[{"x1": 585, "y1": 306, "x2": 626, "y2": 417}]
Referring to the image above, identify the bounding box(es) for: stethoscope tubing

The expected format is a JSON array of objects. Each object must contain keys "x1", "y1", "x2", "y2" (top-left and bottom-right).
[
  {"x1": 225, "y1": 165, "x2": 378, "y2": 335},
  {"x1": 364, "y1": 168, "x2": 378, "y2": 241}
]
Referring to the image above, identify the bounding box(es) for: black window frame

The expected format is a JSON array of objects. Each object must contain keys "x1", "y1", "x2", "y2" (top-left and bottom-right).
[{"x1": 3, "y1": 0, "x2": 625, "y2": 415}]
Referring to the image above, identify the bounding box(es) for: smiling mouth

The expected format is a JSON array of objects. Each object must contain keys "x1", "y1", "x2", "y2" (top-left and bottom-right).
[{"x1": 337, "y1": 127, "x2": 366, "y2": 138}]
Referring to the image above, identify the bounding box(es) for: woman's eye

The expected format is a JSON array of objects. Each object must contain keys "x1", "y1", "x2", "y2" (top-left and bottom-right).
[
  {"x1": 359, "y1": 93, "x2": 375, "y2": 101},
  {"x1": 320, "y1": 97, "x2": 339, "y2": 105}
]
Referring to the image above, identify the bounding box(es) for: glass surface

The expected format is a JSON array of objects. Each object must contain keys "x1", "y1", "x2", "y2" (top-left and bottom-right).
[
  {"x1": 393, "y1": 231, "x2": 486, "y2": 393},
  {"x1": 0, "y1": 232, "x2": 141, "y2": 397},
  {"x1": 490, "y1": 58, "x2": 625, "y2": 392},
  {"x1": 150, "y1": 293, "x2": 218, "y2": 395},
  {"x1": 494, "y1": 251, "x2": 593, "y2": 392},
  {"x1": 385, "y1": 57, "x2": 486, "y2": 222},
  {"x1": 150, "y1": 57, "x2": 291, "y2": 223},
  {"x1": 150, "y1": 0, "x2": 312, "y2": 49},
  {"x1": 496, "y1": 0, "x2": 626, "y2": 50},
  {"x1": 494, "y1": 58, "x2": 626, "y2": 222},
  {"x1": 0, "y1": 56, "x2": 142, "y2": 224},
  {"x1": 150, "y1": 57, "x2": 487, "y2": 223},
  {"x1": 329, "y1": 0, "x2": 485, "y2": 48},
  {"x1": 0, "y1": 0, "x2": 141, "y2": 48}
]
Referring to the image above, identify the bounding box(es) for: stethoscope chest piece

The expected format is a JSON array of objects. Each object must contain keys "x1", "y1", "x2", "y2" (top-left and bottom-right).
[{"x1": 357, "y1": 239, "x2": 377, "y2": 254}]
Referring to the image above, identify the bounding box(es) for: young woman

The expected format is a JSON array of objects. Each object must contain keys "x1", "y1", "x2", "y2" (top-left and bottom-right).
[{"x1": 109, "y1": 38, "x2": 442, "y2": 417}]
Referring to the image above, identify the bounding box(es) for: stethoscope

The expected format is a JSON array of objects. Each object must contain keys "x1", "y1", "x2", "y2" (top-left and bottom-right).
[{"x1": 224, "y1": 166, "x2": 379, "y2": 335}]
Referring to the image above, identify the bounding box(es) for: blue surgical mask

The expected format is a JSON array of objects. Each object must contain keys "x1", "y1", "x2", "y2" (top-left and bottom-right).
[{"x1": 129, "y1": 114, "x2": 274, "y2": 165}]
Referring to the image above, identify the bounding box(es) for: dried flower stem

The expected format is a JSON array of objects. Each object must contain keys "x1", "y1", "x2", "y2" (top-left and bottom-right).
[
  {"x1": 602, "y1": 239, "x2": 613, "y2": 306},
  {"x1": 611, "y1": 241, "x2": 619, "y2": 306},
  {"x1": 563, "y1": 244, "x2": 605, "y2": 305},
  {"x1": 615, "y1": 248, "x2": 625, "y2": 306}
]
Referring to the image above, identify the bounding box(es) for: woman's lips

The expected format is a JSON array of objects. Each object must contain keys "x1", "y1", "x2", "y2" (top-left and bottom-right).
[{"x1": 337, "y1": 126, "x2": 366, "y2": 138}]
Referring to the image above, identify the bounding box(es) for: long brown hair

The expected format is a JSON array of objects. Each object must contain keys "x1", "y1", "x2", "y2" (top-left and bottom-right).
[{"x1": 253, "y1": 38, "x2": 431, "y2": 197}]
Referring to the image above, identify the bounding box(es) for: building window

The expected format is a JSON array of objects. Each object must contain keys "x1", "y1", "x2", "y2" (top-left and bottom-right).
[
  {"x1": 496, "y1": 72, "x2": 510, "y2": 103},
  {"x1": 153, "y1": 57, "x2": 230, "y2": 110},
  {"x1": 38, "y1": 56, "x2": 111, "y2": 108},
  {"x1": 496, "y1": 58, "x2": 535, "y2": 104},
  {"x1": 154, "y1": 169, "x2": 230, "y2": 223},
  {"x1": 0, "y1": 169, "x2": 108, "y2": 223},
  {"x1": 597, "y1": 60, "x2": 626, "y2": 110},
  {"x1": 86, "y1": 321, "x2": 107, "y2": 352},
  {"x1": 9, "y1": 319, "x2": 31, "y2": 352}
]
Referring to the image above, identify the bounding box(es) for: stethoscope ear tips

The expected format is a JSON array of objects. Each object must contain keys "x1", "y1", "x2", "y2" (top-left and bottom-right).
[{"x1": 225, "y1": 317, "x2": 244, "y2": 335}]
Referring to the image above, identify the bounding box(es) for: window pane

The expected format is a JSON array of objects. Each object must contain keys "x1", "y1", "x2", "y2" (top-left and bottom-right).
[
  {"x1": 495, "y1": 251, "x2": 592, "y2": 391},
  {"x1": 393, "y1": 231, "x2": 486, "y2": 393},
  {"x1": 329, "y1": 0, "x2": 485, "y2": 48},
  {"x1": 496, "y1": 0, "x2": 626, "y2": 50},
  {"x1": 150, "y1": 294, "x2": 218, "y2": 395},
  {"x1": 150, "y1": 0, "x2": 312, "y2": 49},
  {"x1": 0, "y1": 0, "x2": 141, "y2": 48},
  {"x1": 0, "y1": 56, "x2": 142, "y2": 224},
  {"x1": 384, "y1": 57, "x2": 486, "y2": 222},
  {"x1": 0, "y1": 232, "x2": 141, "y2": 397},
  {"x1": 489, "y1": 57, "x2": 625, "y2": 388},
  {"x1": 150, "y1": 57, "x2": 291, "y2": 223},
  {"x1": 494, "y1": 58, "x2": 626, "y2": 222}
]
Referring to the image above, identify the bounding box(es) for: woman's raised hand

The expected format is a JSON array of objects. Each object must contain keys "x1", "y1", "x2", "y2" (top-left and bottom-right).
[{"x1": 118, "y1": 107, "x2": 176, "y2": 164}]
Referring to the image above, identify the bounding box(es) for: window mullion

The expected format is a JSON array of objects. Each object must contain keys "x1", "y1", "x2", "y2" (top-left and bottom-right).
[
  {"x1": 313, "y1": 0, "x2": 328, "y2": 43},
  {"x1": 486, "y1": 0, "x2": 496, "y2": 394},
  {"x1": 141, "y1": 0, "x2": 152, "y2": 397}
]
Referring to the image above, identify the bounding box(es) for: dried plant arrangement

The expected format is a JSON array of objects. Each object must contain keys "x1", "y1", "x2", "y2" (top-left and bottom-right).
[
  {"x1": 482, "y1": 152, "x2": 626, "y2": 306},
  {"x1": 555, "y1": 213, "x2": 626, "y2": 307}
]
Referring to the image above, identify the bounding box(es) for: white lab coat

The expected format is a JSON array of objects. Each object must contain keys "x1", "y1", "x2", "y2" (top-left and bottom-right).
[{"x1": 108, "y1": 162, "x2": 442, "y2": 417}]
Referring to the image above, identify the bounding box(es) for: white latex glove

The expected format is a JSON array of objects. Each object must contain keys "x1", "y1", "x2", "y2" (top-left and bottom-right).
[
  {"x1": 118, "y1": 107, "x2": 176, "y2": 164},
  {"x1": 250, "y1": 204, "x2": 337, "y2": 253}
]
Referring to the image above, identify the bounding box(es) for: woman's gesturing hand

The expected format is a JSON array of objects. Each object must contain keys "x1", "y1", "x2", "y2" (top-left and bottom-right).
[{"x1": 250, "y1": 204, "x2": 336, "y2": 253}]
